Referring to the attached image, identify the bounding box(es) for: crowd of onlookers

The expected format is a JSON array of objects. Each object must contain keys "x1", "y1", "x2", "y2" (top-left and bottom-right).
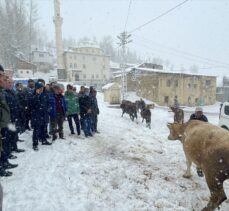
[{"x1": 0, "y1": 64, "x2": 100, "y2": 177}]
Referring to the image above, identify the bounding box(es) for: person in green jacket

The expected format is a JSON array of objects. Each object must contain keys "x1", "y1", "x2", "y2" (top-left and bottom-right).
[{"x1": 65, "y1": 84, "x2": 80, "y2": 135}]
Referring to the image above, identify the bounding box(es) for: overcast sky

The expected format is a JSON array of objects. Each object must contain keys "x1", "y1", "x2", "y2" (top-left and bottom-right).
[{"x1": 36, "y1": 0, "x2": 229, "y2": 76}]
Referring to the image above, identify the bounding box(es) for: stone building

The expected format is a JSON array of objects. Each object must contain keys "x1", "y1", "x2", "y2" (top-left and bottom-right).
[
  {"x1": 115, "y1": 63, "x2": 216, "y2": 106},
  {"x1": 63, "y1": 45, "x2": 110, "y2": 89}
]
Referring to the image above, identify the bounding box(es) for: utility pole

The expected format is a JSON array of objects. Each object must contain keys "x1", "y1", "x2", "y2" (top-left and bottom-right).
[{"x1": 117, "y1": 31, "x2": 132, "y2": 100}]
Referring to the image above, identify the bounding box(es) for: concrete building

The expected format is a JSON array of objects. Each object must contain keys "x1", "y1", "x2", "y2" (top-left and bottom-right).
[
  {"x1": 31, "y1": 50, "x2": 54, "y2": 72},
  {"x1": 114, "y1": 63, "x2": 217, "y2": 106},
  {"x1": 63, "y1": 45, "x2": 110, "y2": 89}
]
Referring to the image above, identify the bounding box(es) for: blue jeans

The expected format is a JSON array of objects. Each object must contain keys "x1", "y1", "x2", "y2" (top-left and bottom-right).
[{"x1": 82, "y1": 116, "x2": 92, "y2": 137}]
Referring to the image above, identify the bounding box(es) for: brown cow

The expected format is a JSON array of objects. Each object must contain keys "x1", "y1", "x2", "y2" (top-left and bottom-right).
[
  {"x1": 167, "y1": 120, "x2": 229, "y2": 211},
  {"x1": 120, "y1": 100, "x2": 137, "y2": 121}
]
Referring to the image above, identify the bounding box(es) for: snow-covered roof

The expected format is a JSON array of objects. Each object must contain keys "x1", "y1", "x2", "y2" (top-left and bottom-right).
[
  {"x1": 132, "y1": 64, "x2": 217, "y2": 77},
  {"x1": 102, "y1": 82, "x2": 120, "y2": 90},
  {"x1": 110, "y1": 61, "x2": 120, "y2": 69}
]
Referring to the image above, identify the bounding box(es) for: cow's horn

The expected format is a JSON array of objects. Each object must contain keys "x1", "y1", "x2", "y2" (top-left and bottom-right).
[{"x1": 167, "y1": 123, "x2": 172, "y2": 127}]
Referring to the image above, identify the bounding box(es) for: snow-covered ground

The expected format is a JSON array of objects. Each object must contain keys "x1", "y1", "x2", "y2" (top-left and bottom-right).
[{"x1": 2, "y1": 92, "x2": 229, "y2": 211}]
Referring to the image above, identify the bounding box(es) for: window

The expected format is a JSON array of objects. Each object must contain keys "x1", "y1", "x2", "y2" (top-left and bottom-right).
[
  {"x1": 195, "y1": 98, "x2": 199, "y2": 103},
  {"x1": 26, "y1": 71, "x2": 29, "y2": 74},
  {"x1": 92, "y1": 74, "x2": 94, "y2": 79},
  {"x1": 103, "y1": 65, "x2": 105, "y2": 69},
  {"x1": 83, "y1": 64, "x2": 86, "y2": 69},
  {"x1": 74, "y1": 63, "x2": 77, "y2": 68},
  {"x1": 174, "y1": 80, "x2": 178, "y2": 87},
  {"x1": 39, "y1": 53, "x2": 44, "y2": 58},
  {"x1": 206, "y1": 80, "x2": 211, "y2": 86},
  {"x1": 69, "y1": 63, "x2": 73, "y2": 68},
  {"x1": 83, "y1": 74, "x2": 86, "y2": 79},
  {"x1": 166, "y1": 80, "x2": 171, "y2": 87},
  {"x1": 103, "y1": 75, "x2": 106, "y2": 79},
  {"x1": 20, "y1": 70, "x2": 23, "y2": 74},
  {"x1": 164, "y1": 96, "x2": 169, "y2": 103},
  {"x1": 74, "y1": 55, "x2": 76, "y2": 60},
  {"x1": 225, "y1": 106, "x2": 229, "y2": 115},
  {"x1": 187, "y1": 83, "x2": 191, "y2": 88},
  {"x1": 96, "y1": 74, "x2": 99, "y2": 79},
  {"x1": 75, "y1": 74, "x2": 79, "y2": 81}
]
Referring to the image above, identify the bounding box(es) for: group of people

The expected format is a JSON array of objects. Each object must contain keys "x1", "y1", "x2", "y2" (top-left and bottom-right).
[{"x1": 0, "y1": 64, "x2": 100, "y2": 177}]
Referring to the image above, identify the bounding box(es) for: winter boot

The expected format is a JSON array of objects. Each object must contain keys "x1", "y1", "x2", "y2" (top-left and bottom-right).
[
  {"x1": 3, "y1": 161, "x2": 18, "y2": 169},
  {"x1": 13, "y1": 149, "x2": 25, "y2": 153},
  {"x1": 33, "y1": 145, "x2": 39, "y2": 151},
  {"x1": 42, "y1": 140, "x2": 52, "y2": 145},
  {"x1": 52, "y1": 134, "x2": 57, "y2": 141},
  {"x1": 8, "y1": 154, "x2": 17, "y2": 160},
  {"x1": 59, "y1": 133, "x2": 65, "y2": 139},
  {"x1": 0, "y1": 168, "x2": 12, "y2": 177}
]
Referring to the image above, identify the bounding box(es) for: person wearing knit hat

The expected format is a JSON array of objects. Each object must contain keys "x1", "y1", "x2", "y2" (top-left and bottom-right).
[
  {"x1": 189, "y1": 106, "x2": 208, "y2": 122},
  {"x1": 35, "y1": 81, "x2": 44, "y2": 90},
  {"x1": 30, "y1": 81, "x2": 52, "y2": 150}
]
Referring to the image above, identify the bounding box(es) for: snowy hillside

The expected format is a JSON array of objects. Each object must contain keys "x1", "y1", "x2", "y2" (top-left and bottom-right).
[{"x1": 2, "y1": 92, "x2": 229, "y2": 211}]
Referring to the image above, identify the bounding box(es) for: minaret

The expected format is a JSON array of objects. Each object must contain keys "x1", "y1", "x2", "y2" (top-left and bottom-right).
[{"x1": 53, "y1": 0, "x2": 66, "y2": 80}]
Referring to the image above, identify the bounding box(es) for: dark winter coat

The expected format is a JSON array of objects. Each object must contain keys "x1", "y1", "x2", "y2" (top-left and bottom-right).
[
  {"x1": 4, "y1": 89, "x2": 23, "y2": 130},
  {"x1": 16, "y1": 89, "x2": 27, "y2": 112},
  {"x1": 23, "y1": 87, "x2": 34, "y2": 111},
  {"x1": 40, "y1": 89, "x2": 50, "y2": 124},
  {"x1": 90, "y1": 95, "x2": 99, "y2": 115},
  {"x1": 49, "y1": 93, "x2": 67, "y2": 118},
  {"x1": 0, "y1": 88, "x2": 11, "y2": 128},
  {"x1": 79, "y1": 94, "x2": 92, "y2": 117},
  {"x1": 189, "y1": 113, "x2": 208, "y2": 122},
  {"x1": 30, "y1": 92, "x2": 48, "y2": 128}
]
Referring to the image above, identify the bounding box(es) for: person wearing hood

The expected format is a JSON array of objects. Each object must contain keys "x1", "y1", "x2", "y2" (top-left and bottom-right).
[
  {"x1": 65, "y1": 84, "x2": 80, "y2": 135},
  {"x1": 30, "y1": 82, "x2": 52, "y2": 151}
]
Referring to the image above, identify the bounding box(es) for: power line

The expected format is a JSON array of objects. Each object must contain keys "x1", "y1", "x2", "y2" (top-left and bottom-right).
[
  {"x1": 132, "y1": 34, "x2": 229, "y2": 67},
  {"x1": 124, "y1": 0, "x2": 132, "y2": 32},
  {"x1": 129, "y1": 0, "x2": 190, "y2": 33}
]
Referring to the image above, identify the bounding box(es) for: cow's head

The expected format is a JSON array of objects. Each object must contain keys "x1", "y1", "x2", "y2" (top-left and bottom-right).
[{"x1": 167, "y1": 123, "x2": 184, "y2": 140}]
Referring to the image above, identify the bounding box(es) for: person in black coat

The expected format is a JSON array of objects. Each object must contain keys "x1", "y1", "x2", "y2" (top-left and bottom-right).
[
  {"x1": 37, "y1": 79, "x2": 50, "y2": 139},
  {"x1": 90, "y1": 88, "x2": 99, "y2": 133},
  {"x1": 189, "y1": 106, "x2": 208, "y2": 177},
  {"x1": 30, "y1": 82, "x2": 51, "y2": 151},
  {"x1": 189, "y1": 107, "x2": 208, "y2": 122},
  {"x1": 23, "y1": 79, "x2": 35, "y2": 130},
  {"x1": 79, "y1": 88, "x2": 93, "y2": 137},
  {"x1": 4, "y1": 78, "x2": 25, "y2": 155}
]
